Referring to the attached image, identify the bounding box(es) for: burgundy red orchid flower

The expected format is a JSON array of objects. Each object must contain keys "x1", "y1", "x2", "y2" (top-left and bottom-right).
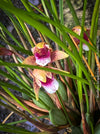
[{"x1": 23, "y1": 42, "x2": 69, "y2": 100}]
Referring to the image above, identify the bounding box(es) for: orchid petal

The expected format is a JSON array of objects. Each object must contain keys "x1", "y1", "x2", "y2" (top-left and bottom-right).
[
  {"x1": 22, "y1": 56, "x2": 37, "y2": 65},
  {"x1": 33, "y1": 78, "x2": 41, "y2": 101},
  {"x1": 51, "y1": 51, "x2": 69, "y2": 62},
  {"x1": 83, "y1": 44, "x2": 89, "y2": 51},
  {"x1": 72, "y1": 26, "x2": 81, "y2": 35},
  {"x1": 36, "y1": 42, "x2": 45, "y2": 48},
  {"x1": 46, "y1": 72, "x2": 52, "y2": 79},
  {"x1": 31, "y1": 42, "x2": 47, "y2": 54},
  {"x1": 33, "y1": 69, "x2": 47, "y2": 82}
]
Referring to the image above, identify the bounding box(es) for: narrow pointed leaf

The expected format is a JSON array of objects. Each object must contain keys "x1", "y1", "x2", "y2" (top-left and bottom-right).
[{"x1": 0, "y1": 62, "x2": 89, "y2": 85}]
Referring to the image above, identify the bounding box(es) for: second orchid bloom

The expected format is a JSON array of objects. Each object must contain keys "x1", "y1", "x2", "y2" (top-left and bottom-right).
[
  {"x1": 71, "y1": 26, "x2": 90, "y2": 51},
  {"x1": 23, "y1": 42, "x2": 69, "y2": 100}
]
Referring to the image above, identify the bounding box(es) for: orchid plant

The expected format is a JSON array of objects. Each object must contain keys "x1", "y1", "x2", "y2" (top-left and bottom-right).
[
  {"x1": 0, "y1": 0, "x2": 100, "y2": 134},
  {"x1": 23, "y1": 42, "x2": 68, "y2": 100}
]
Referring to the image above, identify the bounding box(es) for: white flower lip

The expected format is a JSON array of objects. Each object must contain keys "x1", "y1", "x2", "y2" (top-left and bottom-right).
[
  {"x1": 35, "y1": 56, "x2": 51, "y2": 66},
  {"x1": 41, "y1": 77, "x2": 59, "y2": 94},
  {"x1": 83, "y1": 44, "x2": 89, "y2": 51}
]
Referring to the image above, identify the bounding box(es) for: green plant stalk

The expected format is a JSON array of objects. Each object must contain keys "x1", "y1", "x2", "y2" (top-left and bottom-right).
[
  {"x1": 11, "y1": 19, "x2": 29, "y2": 50},
  {"x1": 43, "y1": 0, "x2": 58, "y2": 21},
  {"x1": 13, "y1": 67, "x2": 33, "y2": 83},
  {"x1": 0, "y1": 95, "x2": 22, "y2": 114},
  {"x1": 89, "y1": 0, "x2": 100, "y2": 112},
  {"x1": 17, "y1": 18, "x2": 34, "y2": 47},
  {"x1": 0, "y1": 81, "x2": 35, "y2": 99},
  {"x1": 0, "y1": 0, "x2": 98, "y2": 97},
  {"x1": 78, "y1": 0, "x2": 87, "y2": 110},
  {"x1": 90, "y1": 0, "x2": 100, "y2": 75},
  {"x1": 0, "y1": 62, "x2": 89, "y2": 85},
  {"x1": 2, "y1": 86, "x2": 40, "y2": 121},
  {"x1": 67, "y1": 58, "x2": 77, "y2": 91},
  {"x1": 41, "y1": 0, "x2": 55, "y2": 33},
  {"x1": 59, "y1": 0, "x2": 64, "y2": 25},
  {"x1": 61, "y1": 76, "x2": 79, "y2": 108},
  {"x1": 0, "y1": 124, "x2": 51, "y2": 134},
  {"x1": 0, "y1": 81, "x2": 50, "y2": 110},
  {"x1": 50, "y1": 0, "x2": 58, "y2": 19},
  {"x1": 5, "y1": 66, "x2": 32, "y2": 90},
  {"x1": 28, "y1": 2, "x2": 45, "y2": 16},
  {"x1": 41, "y1": 0, "x2": 60, "y2": 51},
  {"x1": 0, "y1": 1, "x2": 97, "y2": 53},
  {"x1": 0, "y1": 33, "x2": 32, "y2": 55},
  {"x1": 65, "y1": 0, "x2": 80, "y2": 25},
  {"x1": 21, "y1": 0, "x2": 33, "y2": 12},
  {"x1": 0, "y1": 26, "x2": 33, "y2": 89},
  {"x1": 90, "y1": 0, "x2": 100, "y2": 39},
  {"x1": 0, "y1": 71, "x2": 51, "y2": 111},
  {"x1": 83, "y1": 84, "x2": 89, "y2": 113},
  {"x1": 0, "y1": 22, "x2": 23, "y2": 48},
  {"x1": 77, "y1": 1, "x2": 91, "y2": 133},
  {"x1": 88, "y1": 0, "x2": 100, "y2": 66},
  {"x1": 0, "y1": 100, "x2": 56, "y2": 133},
  {"x1": 7, "y1": 115, "x2": 48, "y2": 125}
]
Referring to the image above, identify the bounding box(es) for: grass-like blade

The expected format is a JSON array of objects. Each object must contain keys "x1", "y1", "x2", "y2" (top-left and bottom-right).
[
  {"x1": 0, "y1": 124, "x2": 49, "y2": 134},
  {"x1": 0, "y1": 61, "x2": 89, "y2": 85}
]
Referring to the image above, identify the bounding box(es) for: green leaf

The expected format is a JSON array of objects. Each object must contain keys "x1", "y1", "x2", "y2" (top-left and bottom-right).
[
  {"x1": 33, "y1": 99, "x2": 49, "y2": 110},
  {"x1": 0, "y1": 22, "x2": 23, "y2": 48},
  {"x1": 0, "y1": 62, "x2": 89, "y2": 85},
  {"x1": 0, "y1": 69, "x2": 31, "y2": 91},
  {"x1": 95, "y1": 123, "x2": 100, "y2": 134},
  {"x1": 0, "y1": 124, "x2": 49, "y2": 134},
  {"x1": 0, "y1": 0, "x2": 97, "y2": 83},
  {"x1": 22, "y1": 92, "x2": 31, "y2": 100},
  {"x1": 33, "y1": 89, "x2": 56, "y2": 111},
  {"x1": 49, "y1": 108, "x2": 67, "y2": 126},
  {"x1": 58, "y1": 80, "x2": 67, "y2": 102},
  {"x1": 39, "y1": 90, "x2": 56, "y2": 109},
  {"x1": 50, "y1": 0, "x2": 58, "y2": 19},
  {"x1": 1, "y1": 86, "x2": 35, "y2": 118},
  {"x1": 0, "y1": 81, "x2": 34, "y2": 99},
  {"x1": 59, "y1": 0, "x2": 64, "y2": 24},
  {"x1": 65, "y1": 0, "x2": 80, "y2": 25},
  {"x1": 71, "y1": 126, "x2": 83, "y2": 134},
  {"x1": 7, "y1": 115, "x2": 48, "y2": 125}
]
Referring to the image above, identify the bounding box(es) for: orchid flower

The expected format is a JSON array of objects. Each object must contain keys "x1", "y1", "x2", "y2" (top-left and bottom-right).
[
  {"x1": 23, "y1": 42, "x2": 69, "y2": 66},
  {"x1": 33, "y1": 69, "x2": 59, "y2": 100},
  {"x1": 71, "y1": 26, "x2": 90, "y2": 51},
  {"x1": 23, "y1": 42, "x2": 69, "y2": 100}
]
